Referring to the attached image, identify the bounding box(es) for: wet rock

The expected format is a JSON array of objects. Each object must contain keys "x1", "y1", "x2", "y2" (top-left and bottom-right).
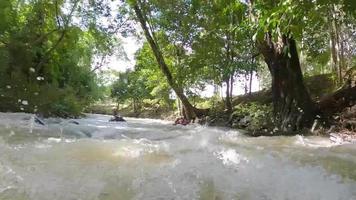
[
  {"x1": 109, "y1": 116, "x2": 126, "y2": 122},
  {"x1": 68, "y1": 120, "x2": 80, "y2": 125}
]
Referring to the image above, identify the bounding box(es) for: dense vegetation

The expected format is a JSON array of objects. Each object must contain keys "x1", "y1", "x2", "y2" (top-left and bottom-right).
[
  {"x1": 0, "y1": 0, "x2": 121, "y2": 117},
  {"x1": 112, "y1": 0, "x2": 355, "y2": 133},
  {"x1": 1, "y1": 0, "x2": 355, "y2": 133}
]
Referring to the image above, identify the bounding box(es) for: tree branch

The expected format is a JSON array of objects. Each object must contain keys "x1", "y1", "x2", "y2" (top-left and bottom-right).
[{"x1": 91, "y1": 55, "x2": 107, "y2": 73}]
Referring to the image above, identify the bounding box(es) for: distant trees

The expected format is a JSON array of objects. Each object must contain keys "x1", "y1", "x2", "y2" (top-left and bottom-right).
[{"x1": 111, "y1": 70, "x2": 152, "y2": 114}]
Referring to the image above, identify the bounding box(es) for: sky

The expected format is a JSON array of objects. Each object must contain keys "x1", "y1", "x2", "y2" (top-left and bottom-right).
[{"x1": 106, "y1": 36, "x2": 141, "y2": 72}]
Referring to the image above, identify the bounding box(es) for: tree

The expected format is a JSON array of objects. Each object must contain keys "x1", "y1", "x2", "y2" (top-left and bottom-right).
[
  {"x1": 249, "y1": 0, "x2": 356, "y2": 131},
  {"x1": 111, "y1": 70, "x2": 151, "y2": 114},
  {"x1": 129, "y1": 0, "x2": 208, "y2": 120},
  {"x1": 135, "y1": 42, "x2": 172, "y2": 105},
  {"x1": 125, "y1": 0, "x2": 356, "y2": 130}
]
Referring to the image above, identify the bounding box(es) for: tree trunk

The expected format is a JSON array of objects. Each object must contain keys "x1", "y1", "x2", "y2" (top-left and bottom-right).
[
  {"x1": 329, "y1": 4, "x2": 344, "y2": 85},
  {"x1": 132, "y1": 2, "x2": 208, "y2": 120},
  {"x1": 244, "y1": 73, "x2": 248, "y2": 94},
  {"x1": 132, "y1": 99, "x2": 137, "y2": 114},
  {"x1": 249, "y1": 68, "x2": 253, "y2": 95},
  {"x1": 230, "y1": 75, "x2": 234, "y2": 99},
  {"x1": 259, "y1": 34, "x2": 317, "y2": 131},
  {"x1": 176, "y1": 98, "x2": 182, "y2": 116},
  {"x1": 225, "y1": 77, "x2": 232, "y2": 113}
]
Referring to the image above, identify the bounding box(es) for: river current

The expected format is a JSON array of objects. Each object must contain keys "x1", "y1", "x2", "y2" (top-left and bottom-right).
[{"x1": 0, "y1": 113, "x2": 355, "y2": 200}]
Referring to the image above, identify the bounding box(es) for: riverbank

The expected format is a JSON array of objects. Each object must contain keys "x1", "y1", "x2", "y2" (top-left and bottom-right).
[
  {"x1": 0, "y1": 107, "x2": 355, "y2": 147},
  {"x1": 66, "y1": 75, "x2": 355, "y2": 140},
  {"x1": 85, "y1": 103, "x2": 178, "y2": 121},
  {"x1": 84, "y1": 102, "x2": 356, "y2": 144}
]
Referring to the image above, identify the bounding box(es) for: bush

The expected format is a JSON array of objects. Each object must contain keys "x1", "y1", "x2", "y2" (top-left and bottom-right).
[
  {"x1": 47, "y1": 93, "x2": 83, "y2": 118},
  {"x1": 231, "y1": 103, "x2": 273, "y2": 131}
]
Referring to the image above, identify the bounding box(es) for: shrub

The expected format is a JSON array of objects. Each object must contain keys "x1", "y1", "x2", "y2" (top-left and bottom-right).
[{"x1": 231, "y1": 103, "x2": 273, "y2": 131}]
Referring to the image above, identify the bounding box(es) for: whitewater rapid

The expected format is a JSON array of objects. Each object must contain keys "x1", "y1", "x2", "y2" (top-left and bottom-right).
[{"x1": 0, "y1": 113, "x2": 355, "y2": 200}]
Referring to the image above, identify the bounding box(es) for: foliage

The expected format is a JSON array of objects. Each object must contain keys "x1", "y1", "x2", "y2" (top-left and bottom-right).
[
  {"x1": 134, "y1": 42, "x2": 172, "y2": 104},
  {"x1": 110, "y1": 69, "x2": 153, "y2": 112},
  {"x1": 1, "y1": 0, "x2": 356, "y2": 126},
  {"x1": 0, "y1": 0, "x2": 119, "y2": 117},
  {"x1": 231, "y1": 103, "x2": 273, "y2": 131}
]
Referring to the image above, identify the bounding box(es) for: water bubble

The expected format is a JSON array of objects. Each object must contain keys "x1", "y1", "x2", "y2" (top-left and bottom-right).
[
  {"x1": 29, "y1": 68, "x2": 35, "y2": 72},
  {"x1": 34, "y1": 92, "x2": 39, "y2": 96},
  {"x1": 37, "y1": 76, "x2": 44, "y2": 81},
  {"x1": 20, "y1": 107, "x2": 24, "y2": 111},
  {"x1": 6, "y1": 85, "x2": 11, "y2": 89},
  {"x1": 21, "y1": 100, "x2": 28, "y2": 105}
]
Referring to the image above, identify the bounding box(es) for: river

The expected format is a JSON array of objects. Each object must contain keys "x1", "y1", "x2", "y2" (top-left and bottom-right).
[{"x1": 0, "y1": 113, "x2": 355, "y2": 200}]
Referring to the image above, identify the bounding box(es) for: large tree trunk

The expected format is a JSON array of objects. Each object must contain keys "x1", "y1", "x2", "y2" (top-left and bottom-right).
[
  {"x1": 132, "y1": 2, "x2": 208, "y2": 120},
  {"x1": 259, "y1": 34, "x2": 317, "y2": 131}
]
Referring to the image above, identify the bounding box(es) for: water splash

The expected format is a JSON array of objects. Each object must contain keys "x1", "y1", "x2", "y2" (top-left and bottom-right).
[
  {"x1": 29, "y1": 115, "x2": 34, "y2": 134},
  {"x1": 215, "y1": 149, "x2": 249, "y2": 166}
]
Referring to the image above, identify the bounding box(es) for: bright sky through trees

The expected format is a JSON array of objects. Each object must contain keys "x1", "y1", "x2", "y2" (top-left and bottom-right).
[{"x1": 106, "y1": 36, "x2": 141, "y2": 71}]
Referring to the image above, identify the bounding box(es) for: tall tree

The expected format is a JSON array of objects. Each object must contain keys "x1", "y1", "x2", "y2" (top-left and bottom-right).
[
  {"x1": 250, "y1": 0, "x2": 356, "y2": 131},
  {"x1": 129, "y1": 0, "x2": 208, "y2": 120}
]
